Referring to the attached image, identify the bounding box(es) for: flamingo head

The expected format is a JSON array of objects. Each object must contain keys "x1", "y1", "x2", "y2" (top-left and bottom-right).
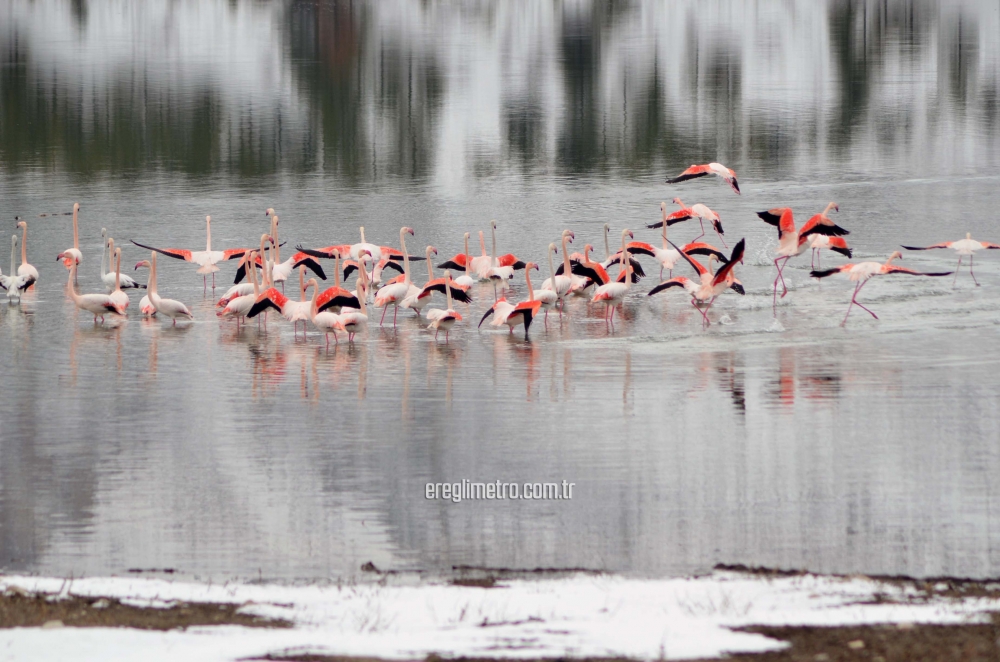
[
  {"x1": 206, "y1": 215, "x2": 211, "y2": 225},
  {"x1": 562, "y1": 229, "x2": 574, "y2": 243},
  {"x1": 101, "y1": 227, "x2": 107, "y2": 240},
  {"x1": 16, "y1": 219, "x2": 25, "y2": 230},
  {"x1": 887, "y1": 251, "x2": 902, "y2": 263},
  {"x1": 265, "y1": 208, "x2": 275, "y2": 217},
  {"x1": 672, "y1": 197, "x2": 683, "y2": 206},
  {"x1": 403, "y1": 226, "x2": 415, "y2": 236},
  {"x1": 73, "y1": 202, "x2": 80, "y2": 213},
  {"x1": 55, "y1": 251, "x2": 66, "y2": 262},
  {"x1": 427, "y1": 246, "x2": 438, "y2": 257},
  {"x1": 660, "y1": 201, "x2": 666, "y2": 212},
  {"x1": 134, "y1": 260, "x2": 150, "y2": 271},
  {"x1": 603, "y1": 223, "x2": 610, "y2": 233},
  {"x1": 549, "y1": 243, "x2": 557, "y2": 254},
  {"x1": 584, "y1": 243, "x2": 595, "y2": 254},
  {"x1": 464, "y1": 232, "x2": 470, "y2": 240},
  {"x1": 623, "y1": 229, "x2": 633, "y2": 240},
  {"x1": 967, "y1": 232, "x2": 973, "y2": 240},
  {"x1": 491, "y1": 220, "x2": 497, "y2": 230},
  {"x1": 525, "y1": 262, "x2": 539, "y2": 271},
  {"x1": 306, "y1": 277, "x2": 318, "y2": 291}
]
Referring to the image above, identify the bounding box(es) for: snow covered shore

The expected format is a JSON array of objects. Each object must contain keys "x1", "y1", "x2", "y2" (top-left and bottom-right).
[{"x1": 0, "y1": 570, "x2": 997, "y2": 661}]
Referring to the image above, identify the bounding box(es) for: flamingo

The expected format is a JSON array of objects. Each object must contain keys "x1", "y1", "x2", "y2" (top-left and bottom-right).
[
  {"x1": 666, "y1": 162, "x2": 740, "y2": 194},
  {"x1": 14, "y1": 219, "x2": 38, "y2": 289},
  {"x1": 438, "y1": 232, "x2": 476, "y2": 288},
  {"x1": 108, "y1": 248, "x2": 130, "y2": 312},
  {"x1": 478, "y1": 263, "x2": 543, "y2": 338},
  {"x1": 648, "y1": 198, "x2": 726, "y2": 246},
  {"x1": 901, "y1": 233, "x2": 1000, "y2": 287},
  {"x1": 592, "y1": 229, "x2": 634, "y2": 324},
  {"x1": 648, "y1": 239, "x2": 746, "y2": 327},
  {"x1": 132, "y1": 215, "x2": 256, "y2": 290},
  {"x1": 306, "y1": 277, "x2": 343, "y2": 347},
  {"x1": 550, "y1": 230, "x2": 590, "y2": 297},
  {"x1": 811, "y1": 252, "x2": 953, "y2": 325},
  {"x1": 471, "y1": 230, "x2": 492, "y2": 278},
  {"x1": 103, "y1": 237, "x2": 144, "y2": 291},
  {"x1": 247, "y1": 266, "x2": 316, "y2": 337},
  {"x1": 147, "y1": 252, "x2": 194, "y2": 324},
  {"x1": 808, "y1": 235, "x2": 853, "y2": 269},
  {"x1": 410, "y1": 264, "x2": 473, "y2": 314},
  {"x1": 314, "y1": 249, "x2": 361, "y2": 315},
  {"x1": 757, "y1": 203, "x2": 848, "y2": 305},
  {"x1": 58, "y1": 202, "x2": 83, "y2": 275},
  {"x1": 0, "y1": 236, "x2": 31, "y2": 301},
  {"x1": 215, "y1": 251, "x2": 259, "y2": 308},
  {"x1": 63, "y1": 262, "x2": 125, "y2": 323},
  {"x1": 476, "y1": 220, "x2": 526, "y2": 285},
  {"x1": 534, "y1": 245, "x2": 560, "y2": 324},
  {"x1": 265, "y1": 214, "x2": 327, "y2": 289},
  {"x1": 425, "y1": 270, "x2": 464, "y2": 341},
  {"x1": 351, "y1": 226, "x2": 382, "y2": 262},
  {"x1": 218, "y1": 236, "x2": 271, "y2": 326},
  {"x1": 372, "y1": 227, "x2": 416, "y2": 326},
  {"x1": 334, "y1": 254, "x2": 371, "y2": 342},
  {"x1": 134, "y1": 261, "x2": 157, "y2": 316}
]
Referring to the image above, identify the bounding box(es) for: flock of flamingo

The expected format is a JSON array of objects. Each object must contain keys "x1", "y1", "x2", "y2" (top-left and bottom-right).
[{"x1": 2, "y1": 162, "x2": 994, "y2": 341}]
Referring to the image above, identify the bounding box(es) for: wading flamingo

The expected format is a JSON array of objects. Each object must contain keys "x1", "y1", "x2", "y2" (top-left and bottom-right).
[
  {"x1": 425, "y1": 270, "x2": 464, "y2": 341},
  {"x1": 147, "y1": 252, "x2": 194, "y2": 324},
  {"x1": 103, "y1": 237, "x2": 144, "y2": 291},
  {"x1": 811, "y1": 252, "x2": 953, "y2": 325},
  {"x1": 58, "y1": 203, "x2": 83, "y2": 280},
  {"x1": 134, "y1": 261, "x2": 156, "y2": 316},
  {"x1": 592, "y1": 229, "x2": 634, "y2": 324},
  {"x1": 901, "y1": 233, "x2": 1000, "y2": 287},
  {"x1": 307, "y1": 277, "x2": 342, "y2": 347},
  {"x1": 14, "y1": 219, "x2": 38, "y2": 289},
  {"x1": 64, "y1": 262, "x2": 125, "y2": 323},
  {"x1": 666, "y1": 162, "x2": 740, "y2": 194},
  {"x1": 478, "y1": 263, "x2": 542, "y2": 338},
  {"x1": 334, "y1": 251, "x2": 371, "y2": 341},
  {"x1": 108, "y1": 248, "x2": 130, "y2": 312},
  {"x1": 438, "y1": 232, "x2": 476, "y2": 288},
  {"x1": 0, "y1": 236, "x2": 31, "y2": 301},
  {"x1": 265, "y1": 214, "x2": 327, "y2": 289},
  {"x1": 373, "y1": 227, "x2": 416, "y2": 326}
]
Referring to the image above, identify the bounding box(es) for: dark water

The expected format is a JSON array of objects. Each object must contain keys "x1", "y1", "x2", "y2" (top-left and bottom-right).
[{"x1": 2, "y1": 0, "x2": 1000, "y2": 581}]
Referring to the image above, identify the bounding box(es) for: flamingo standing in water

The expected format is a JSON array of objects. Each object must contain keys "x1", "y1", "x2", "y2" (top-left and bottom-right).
[
  {"x1": 811, "y1": 252, "x2": 953, "y2": 325},
  {"x1": 0, "y1": 236, "x2": 31, "y2": 301},
  {"x1": 14, "y1": 219, "x2": 38, "y2": 289},
  {"x1": 265, "y1": 214, "x2": 327, "y2": 289},
  {"x1": 543, "y1": 230, "x2": 577, "y2": 301},
  {"x1": 757, "y1": 203, "x2": 849, "y2": 306},
  {"x1": 58, "y1": 203, "x2": 83, "y2": 281},
  {"x1": 134, "y1": 260, "x2": 156, "y2": 316},
  {"x1": 108, "y1": 248, "x2": 130, "y2": 312},
  {"x1": 314, "y1": 249, "x2": 361, "y2": 315},
  {"x1": 147, "y1": 252, "x2": 194, "y2": 324},
  {"x1": 648, "y1": 239, "x2": 746, "y2": 327},
  {"x1": 901, "y1": 233, "x2": 1000, "y2": 287},
  {"x1": 373, "y1": 227, "x2": 416, "y2": 326},
  {"x1": 438, "y1": 232, "x2": 476, "y2": 289},
  {"x1": 307, "y1": 277, "x2": 342, "y2": 346},
  {"x1": 476, "y1": 220, "x2": 526, "y2": 285},
  {"x1": 132, "y1": 215, "x2": 253, "y2": 290},
  {"x1": 592, "y1": 229, "x2": 634, "y2": 324},
  {"x1": 425, "y1": 270, "x2": 464, "y2": 341},
  {"x1": 539, "y1": 243, "x2": 565, "y2": 321},
  {"x1": 334, "y1": 251, "x2": 371, "y2": 341},
  {"x1": 218, "y1": 236, "x2": 271, "y2": 326},
  {"x1": 479, "y1": 263, "x2": 543, "y2": 338},
  {"x1": 410, "y1": 248, "x2": 473, "y2": 315},
  {"x1": 104, "y1": 237, "x2": 144, "y2": 291},
  {"x1": 666, "y1": 162, "x2": 740, "y2": 194},
  {"x1": 63, "y1": 262, "x2": 125, "y2": 323}
]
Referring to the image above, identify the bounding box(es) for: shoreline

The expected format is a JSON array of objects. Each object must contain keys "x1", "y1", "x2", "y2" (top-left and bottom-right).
[{"x1": 2, "y1": 566, "x2": 999, "y2": 661}]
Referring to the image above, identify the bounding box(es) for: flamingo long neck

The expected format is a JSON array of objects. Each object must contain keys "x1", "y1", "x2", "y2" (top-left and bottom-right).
[
  {"x1": 444, "y1": 270, "x2": 454, "y2": 309},
  {"x1": 67, "y1": 265, "x2": 81, "y2": 303},
  {"x1": 479, "y1": 231, "x2": 487, "y2": 257},
  {"x1": 824, "y1": 202, "x2": 836, "y2": 217},
  {"x1": 142, "y1": 263, "x2": 153, "y2": 291},
  {"x1": 101, "y1": 231, "x2": 108, "y2": 277},
  {"x1": 400, "y1": 229, "x2": 411, "y2": 284},
  {"x1": 620, "y1": 231, "x2": 631, "y2": 287},
  {"x1": 526, "y1": 267, "x2": 535, "y2": 301},
  {"x1": 19, "y1": 224, "x2": 27, "y2": 266},
  {"x1": 150, "y1": 253, "x2": 159, "y2": 297},
  {"x1": 249, "y1": 254, "x2": 261, "y2": 297},
  {"x1": 9, "y1": 237, "x2": 16, "y2": 275},
  {"x1": 561, "y1": 233, "x2": 572, "y2": 274},
  {"x1": 463, "y1": 235, "x2": 471, "y2": 275},
  {"x1": 356, "y1": 274, "x2": 368, "y2": 315},
  {"x1": 547, "y1": 246, "x2": 557, "y2": 283},
  {"x1": 661, "y1": 208, "x2": 669, "y2": 249},
  {"x1": 584, "y1": 245, "x2": 592, "y2": 263},
  {"x1": 490, "y1": 224, "x2": 497, "y2": 264},
  {"x1": 334, "y1": 252, "x2": 341, "y2": 288},
  {"x1": 206, "y1": 216, "x2": 212, "y2": 252},
  {"x1": 309, "y1": 279, "x2": 320, "y2": 320},
  {"x1": 299, "y1": 266, "x2": 306, "y2": 301},
  {"x1": 271, "y1": 216, "x2": 280, "y2": 263},
  {"x1": 604, "y1": 227, "x2": 611, "y2": 260},
  {"x1": 426, "y1": 247, "x2": 434, "y2": 282},
  {"x1": 360, "y1": 227, "x2": 367, "y2": 246},
  {"x1": 114, "y1": 249, "x2": 122, "y2": 293},
  {"x1": 72, "y1": 204, "x2": 79, "y2": 249}
]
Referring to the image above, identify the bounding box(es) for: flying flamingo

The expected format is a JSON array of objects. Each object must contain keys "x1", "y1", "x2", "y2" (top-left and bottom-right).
[
  {"x1": 757, "y1": 203, "x2": 848, "y2": 306},
  {"x1": 479, "y1": 263, "x2": 543, "y2": 338},
  {"x1": 63, "y1": 262, "x2": 125, "y2": 323},
  {"x1": 108, "y1": 248, "x2": 130, "y2": 312},
  {"x1": 146, "y1": 252, "x2": 194, "y2": 324},
  {"x1": 591, "y1": 229, "x2": 634, "y2": 324},
  {"x1": 14, "y1": 219, "x2": 38, "y2": 289},
  {"x1": 132, "y1": 215, "x2": 254, "y2": 290},
  {"x1": 372, "y1": 227, "x2": 416, "y2": 326},
  {"x1": 811, "y1": 252, "x2": 953, "y2": 325},
  {"x1": 103, "y1": 237, "x2": 144, "y2": 291},
  {"x1": 425, "y1": 270, "x2": 464, "y2": 341},
  {"x1": 648, "y1": 239, "x2": 746, "y2": 327},
  {"x1": 666, "y1": 162, "x2": 740, "y2": 194},
  {"x1": 901, "y1": 233, "x2": 1000, "y2": 287},
  {"x1": 58, "y1": 202, "x2": 83, "y2": 275}
]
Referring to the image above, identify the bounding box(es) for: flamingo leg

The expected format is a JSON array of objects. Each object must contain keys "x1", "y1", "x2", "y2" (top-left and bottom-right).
[
  {"x1": 714, "y1": 225, "x2": 728, "y2": 249},
  {"x1": 694, "y1": 218, "x2": 706, "y2": 242},
  {"x1": 954, "y1": 257, "x2": 962, "y2": 287},
  {"x1": 212, "y1": 272, "x2": 216, "y2": 289},
  {"x1": 203, "y1": 275, "x2": 207, "y2": 292},
  {"x1": 435, "y1": 329, "x2": 439, "y2": 340},
  {"x1": 380, "y1": 306, "x2": 388, "y2": 326},
  {"x1": 778, "y1": 257, "x2": 791, "y2": 298},
  {"x1": 393, "y1": 305, "x2": 398, "y2": 327},
  {"x1": 811, "y1": 249, "x2": 816, "y2": 269},
  {"x1": 971, "y1": 254, "x2": 980, "y2": 286}
]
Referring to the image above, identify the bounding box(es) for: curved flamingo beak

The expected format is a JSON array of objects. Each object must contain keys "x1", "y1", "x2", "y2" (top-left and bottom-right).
[
  {"x1": 406, "y1": 227, "x2": 415, "y2": 236},
  {"x1": 628, "y1": 230, "x2": 634, "y2": 239},
  {"x1": 55, "y1": 252, "x2": 65, "y2": 262}
]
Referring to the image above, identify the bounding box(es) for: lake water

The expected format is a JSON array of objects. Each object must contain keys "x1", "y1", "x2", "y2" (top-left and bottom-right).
[{"x1": 2, "y1": 0, "x2": 1000, "y2": 582}]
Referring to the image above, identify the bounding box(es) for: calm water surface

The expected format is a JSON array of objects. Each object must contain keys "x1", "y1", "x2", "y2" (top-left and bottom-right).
[{"x1": 1, "y1": 0, "x2": 1000, "y2": 581}]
